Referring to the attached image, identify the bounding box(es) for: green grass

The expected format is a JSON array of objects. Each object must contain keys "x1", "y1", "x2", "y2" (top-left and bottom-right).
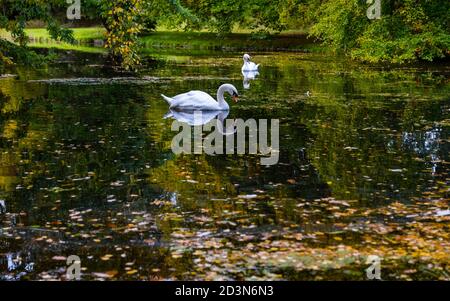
[
  {"x1": 2, "y1": 27, "x2": 320, "y2": 53},
  {"x1": 25, "y1": 27, "x2": 106, "y2": 41},
  {"x1": 28, "y1": 42, "x2": 106, "y2": 54},
  {"x1": 1, "y1": 28, "x2": 106, "y2": 54}
]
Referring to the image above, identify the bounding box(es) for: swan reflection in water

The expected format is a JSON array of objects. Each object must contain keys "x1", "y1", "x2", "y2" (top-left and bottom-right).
[
  {"x1": 0, "y1": 199, "x2": 5, "y2": 214},
  {"x1": 164, "y1": 109, "x2": 237, "y2": 135},
  {"x1": 242, "y1": 70, "x2": 260, "y2": 89}
]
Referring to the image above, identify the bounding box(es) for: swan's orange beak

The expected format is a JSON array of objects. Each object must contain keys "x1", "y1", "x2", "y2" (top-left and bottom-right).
[{"x1": 232, "y1": 92, "x2": 239, "y2": 103}]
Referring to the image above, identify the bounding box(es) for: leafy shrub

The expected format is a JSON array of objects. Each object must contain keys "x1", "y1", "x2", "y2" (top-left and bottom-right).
[{"x1": 308, "y1": 0, "x2": 450, "y2": 63}]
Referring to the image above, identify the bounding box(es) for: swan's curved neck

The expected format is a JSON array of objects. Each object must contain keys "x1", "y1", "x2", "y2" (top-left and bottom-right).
[{"x1": 217, "y1": 85, "x2": 229, "y2": 110}]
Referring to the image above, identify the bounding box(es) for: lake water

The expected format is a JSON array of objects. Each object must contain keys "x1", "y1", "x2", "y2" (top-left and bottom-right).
[{"x1": 0, "y1": 49, "x2": 449, "y2": 280}]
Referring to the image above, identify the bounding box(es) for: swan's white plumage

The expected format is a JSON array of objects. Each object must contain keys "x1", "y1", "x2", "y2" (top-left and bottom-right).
[
  {"x1": 161, "y1": 84, "x2": 238, "y2": 111},
  {"x1": 242, "y1": 54, "x2": 259, "y2": 72},
  {"x1": 242, "y1": 62, "x2": 259, "y2": 71},
  {"x1": 163, "y1": 91, "x2": 222, "y2": 111}
]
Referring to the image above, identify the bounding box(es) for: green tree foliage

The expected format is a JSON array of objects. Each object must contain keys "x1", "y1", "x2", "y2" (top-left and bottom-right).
[
  {"x1": 0, "y1": 0, "x2": 75, "y2": 45},
  {"x1": 178, "y1": 0, "x2": 287, "y2": 34},
  {"x1": 1, "y1": 0, "x2": 449, "y2": 69},
  {"x1": 0, "y1": 0, "x2": 75, "y2": 68},
  {"x1": 308, "y1": 0, "x2": 450, "y2": 63},
  {"x1": 99, "y1": 0, "x2": 145, "y2": 69}
]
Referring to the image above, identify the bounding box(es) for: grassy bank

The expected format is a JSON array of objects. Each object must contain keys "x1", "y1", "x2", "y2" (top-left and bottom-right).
[
  {"x1": 4, "y1": 27, "x2": 318, "y2": 52},
  {"x1": 26, "y1": 27, "x2": 106, "y2": 41},
  {"x1": 140, "y1": 31, "x2": 315, "y2": 51}
]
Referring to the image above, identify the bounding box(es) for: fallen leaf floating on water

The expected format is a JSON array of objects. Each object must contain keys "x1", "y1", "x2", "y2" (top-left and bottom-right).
[
  {"x1": 101, "y1": 254, "x2": 114, "y2": 261},
  {"x1": 92, "y1": 271, "x2": 117, "y2": 279},
  {"x1": 435, "y1": 210, "x2": 450, "y2": 217},
  {"x1": 238, "y1": 194, "x2": 258, "y2": 199},
  {"x1": 52, "y1": 256, "x2": 67, "y2": 261}
]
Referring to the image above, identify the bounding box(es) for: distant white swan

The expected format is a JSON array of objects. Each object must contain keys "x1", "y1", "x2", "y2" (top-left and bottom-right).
[
  {"x1": 242, "y1": 54, "x2": 259, "y2": 72},
  {"x1": 162, "y1": 84, "x2": 239, "y2": 111}
]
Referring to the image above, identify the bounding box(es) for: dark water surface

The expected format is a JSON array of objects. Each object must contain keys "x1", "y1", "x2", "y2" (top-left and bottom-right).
[{"x1": 0, "y1": 50, "x2": 449, "y2": 280}]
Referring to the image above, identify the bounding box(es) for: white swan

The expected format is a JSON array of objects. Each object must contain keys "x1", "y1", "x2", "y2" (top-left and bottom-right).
[
  {"x1": 161, "y1": 84, "x2": 239, "y2": 111},
  {"x1": 242, "y1": 54, "x2": 259, "y2": 72}
]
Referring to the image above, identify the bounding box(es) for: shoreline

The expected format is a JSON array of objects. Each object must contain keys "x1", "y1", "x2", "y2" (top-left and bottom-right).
[{"x1": 1, "y1": 27, "x2": 322, "y2": 53}]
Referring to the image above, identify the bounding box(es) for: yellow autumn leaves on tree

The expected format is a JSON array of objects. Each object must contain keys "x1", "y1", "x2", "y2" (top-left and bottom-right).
[{"x1": 101, "y1": 0, "x2": 145, "y2": 69}]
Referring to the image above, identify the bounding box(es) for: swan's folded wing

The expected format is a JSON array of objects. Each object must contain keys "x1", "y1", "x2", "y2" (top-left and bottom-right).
[
  {"x1": 170, "y1": 91, "x2": 218, "y2": 110},
  {"x1": 242, "y1": 62, "x2": 259, "y2": 71}
]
